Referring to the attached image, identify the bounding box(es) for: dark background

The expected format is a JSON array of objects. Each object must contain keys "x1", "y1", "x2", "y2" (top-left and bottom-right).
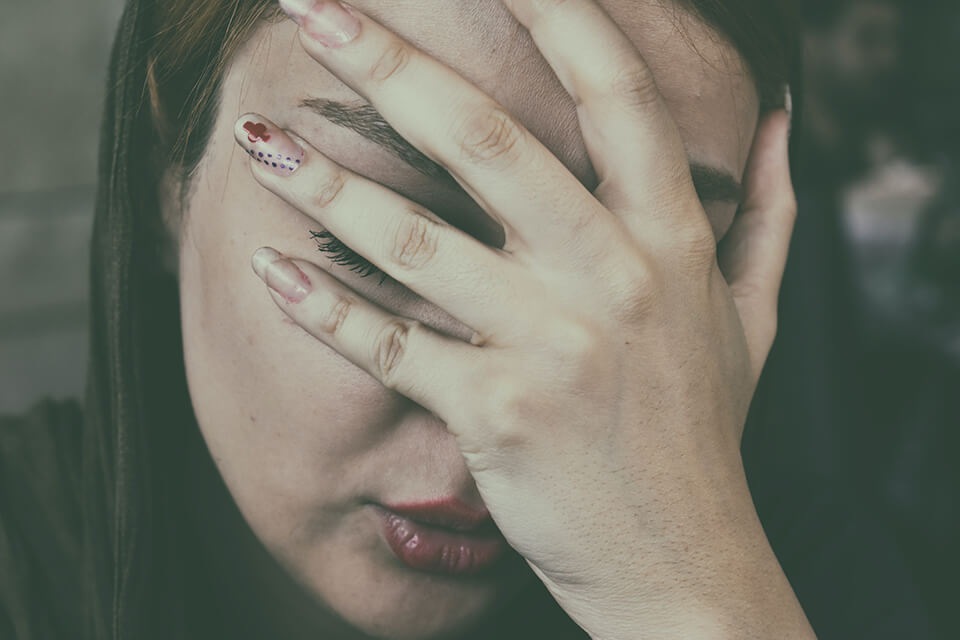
[
  {"x1": 1, "y1": 0, "x2": 956, "y2": 636},
  {"x1": 752, "y1": 2, "x2": 958, "y2": 635}
]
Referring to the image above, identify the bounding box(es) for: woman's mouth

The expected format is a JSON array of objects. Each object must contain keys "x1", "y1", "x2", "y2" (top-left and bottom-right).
[{"x1": 373, "y1": 499, "x2": 508, "y2": 575}]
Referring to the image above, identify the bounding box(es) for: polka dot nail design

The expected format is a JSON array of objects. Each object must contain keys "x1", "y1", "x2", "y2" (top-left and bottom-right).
[{"x1": 234, "y1": 114, "x2": 305, "y2": 177}]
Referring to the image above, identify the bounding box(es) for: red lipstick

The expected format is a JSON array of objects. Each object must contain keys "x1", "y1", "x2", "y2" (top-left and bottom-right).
[
  {"x1": 376, "y1": 498, "x2": 507, "y2": 575},
  {"x1": 384, "y1": 498, "x2": 493, "y2": 531}
]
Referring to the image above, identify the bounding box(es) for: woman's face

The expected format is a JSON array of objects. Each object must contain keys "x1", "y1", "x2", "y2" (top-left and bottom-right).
[{"x1": 175, "y1": 0, "x2": 758, "y2": 637}]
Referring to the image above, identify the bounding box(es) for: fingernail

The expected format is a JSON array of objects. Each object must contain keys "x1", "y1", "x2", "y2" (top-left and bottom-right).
[
  {"x1": 279, "y1": 0, "x2": 361, "y2": 48},
  {"x1": 784, "y1": 84, "x2": 793, "y2": 140},
  {"x1": 234, "y1": 114, "x2": 305, "y2": 177},
  {"x1": 252, "y1": 247, "x2": 313, "y2": 303},
  {"x1": 279, "y1": 0, "x2": 315, "y2": 24}
]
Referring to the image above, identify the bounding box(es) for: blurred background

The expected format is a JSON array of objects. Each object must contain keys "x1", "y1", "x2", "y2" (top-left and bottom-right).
[
  {"x1": 0, "y1": 0, "x2": 957, "y2": 635},
  {"x1": 0, "y1": 0, "x2": 123, "y2": 412},
  {"x1": 742, "y1": 3, "x2": 958, "y2": 636}
]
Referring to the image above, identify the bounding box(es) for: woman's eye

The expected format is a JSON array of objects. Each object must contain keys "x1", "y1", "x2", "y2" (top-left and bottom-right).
[{"x1": 310, "y1": 229, "x2": 388, "y2": 284}]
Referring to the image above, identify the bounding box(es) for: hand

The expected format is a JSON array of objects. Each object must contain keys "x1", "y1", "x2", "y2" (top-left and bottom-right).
[{"x1": 237, "y1": 0, "x2": 812, "y2": 637}]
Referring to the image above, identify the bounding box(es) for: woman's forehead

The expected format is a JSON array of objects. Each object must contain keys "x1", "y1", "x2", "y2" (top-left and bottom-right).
[{"x1": 241, "y1": 0, "x2": 758, "y2": 184}]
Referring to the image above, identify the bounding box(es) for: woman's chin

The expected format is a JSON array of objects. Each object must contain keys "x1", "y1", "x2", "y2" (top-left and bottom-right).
[
  {"x1": 274, "y1": 512, "x2": 533, "y2": 639},
  {"x1": 310, "y1": 559, "x2": 530, "y2": 639}
]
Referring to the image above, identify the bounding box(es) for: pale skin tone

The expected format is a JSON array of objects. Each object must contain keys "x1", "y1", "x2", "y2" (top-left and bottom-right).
[{"x1": 170, "y1": 0, "x2": 814, "y2": 638}]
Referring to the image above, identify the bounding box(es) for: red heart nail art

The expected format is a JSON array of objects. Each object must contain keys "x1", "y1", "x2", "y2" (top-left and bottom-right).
[
  {"x1": 235, "y1": 114, "x2": 304, "y2": 178},
  {"x1": 244, "y1": 121, "x2": 271, "y2": 143}
]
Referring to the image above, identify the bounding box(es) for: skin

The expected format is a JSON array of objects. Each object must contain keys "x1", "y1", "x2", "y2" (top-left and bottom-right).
[{"x1": 169, "y1": 0, "x2": 810, "y2": 638}]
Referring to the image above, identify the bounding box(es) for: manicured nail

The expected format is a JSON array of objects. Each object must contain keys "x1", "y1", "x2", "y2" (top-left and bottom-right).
[
  {"x1": 252, "y1": 247, "x2": 313, "y2": 303},
  {"x1": 234, "y1": 114, "x2": 305, "y2": 177},
  {"x1": 279, "y1": 0, "x2": 361, "y2": 48},
  {"x1": 784, "y1": 84, "x2": 793, "y2": 139}
]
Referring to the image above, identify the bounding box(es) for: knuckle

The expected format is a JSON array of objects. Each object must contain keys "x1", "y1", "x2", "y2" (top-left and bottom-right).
[
  {"x1": 311, "y1": 167, "x2": 348, "y2": 209},
  {"x1": 388, "y1": 210, "x2": 440, "y2": 270},
  {"x1": 373, "y1": 320, "x2": 413, "y2": 385},
  {"x1": 768, "y1": 313, "x2": 781, "y2": 347},
  {"x1": 322, "y1": 295, "x2": 354, "y2": 335},
  {"x1": 679, "y1": 219, "x2": 719, "y2": 269},
  {"x1": 763, "y1": 311, "x2": 780, "y2": 344},
  {"x1": 611, "y1": 255, "x2": 661, "y2": 320},
  {"x1": 480, "y1": 377, "x2": 535, "y2": 447},
  {"x1": 454, "y1": 104, "x2": 526, "y2": 166},
  {"x1": 780, "y1": 190, "x2": 799, "y2": 221},
  {"x1": 730, "y1": 276, "x2": 766, "y2": 306},
  {"x1": 749, "y1": 304, "x2": 780, "y2": 364},
  {"x1": 545, "y1": 318, "x2": 600, "y2": 365},
  {"x1": 525, "y1": 0, "x2": 572, "y2": 13},
  {"x1": 369, "y1": 41, "x2": 411, "y2": 85},
  {"x1": 610, "y1": 64, "x2": 661, "y2": 110}
]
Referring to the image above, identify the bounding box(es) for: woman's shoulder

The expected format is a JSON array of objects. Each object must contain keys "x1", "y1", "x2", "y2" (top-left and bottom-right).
[{"x1": 0, "y1": 396, "x2": 84, "y2": 639}]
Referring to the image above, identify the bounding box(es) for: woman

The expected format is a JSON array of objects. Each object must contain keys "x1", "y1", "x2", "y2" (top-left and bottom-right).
[{"x1": 0, "y1": 0, "x2": 929, "y2": 638}]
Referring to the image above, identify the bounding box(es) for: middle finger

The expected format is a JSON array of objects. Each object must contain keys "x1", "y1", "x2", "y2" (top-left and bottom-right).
[{"x1": 278, "y1": 0, "x2": 616, "y2": 260}]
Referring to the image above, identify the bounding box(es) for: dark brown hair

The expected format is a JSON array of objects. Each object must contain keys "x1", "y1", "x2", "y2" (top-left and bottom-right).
[{"x1": 84, "y1": 1, "x2": 800, "y2": 638}]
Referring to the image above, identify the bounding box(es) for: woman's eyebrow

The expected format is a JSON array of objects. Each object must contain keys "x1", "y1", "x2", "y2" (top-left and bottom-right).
[
  {"x1": 300, "y1": 97, "x2": 450, "y2": 181},
  {"x1": 299, "y1": 97, "x2": 744, "y2": 205}
]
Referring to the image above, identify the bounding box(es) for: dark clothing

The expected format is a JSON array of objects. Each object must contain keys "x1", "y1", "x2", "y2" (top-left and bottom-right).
[{"x1": 1, "y1": 398, "x2": 83, "y2": 640}]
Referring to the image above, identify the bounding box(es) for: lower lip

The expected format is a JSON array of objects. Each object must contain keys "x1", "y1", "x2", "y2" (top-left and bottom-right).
[{"x1": 375, "y1": 506, "x2": 508, "y2": 576}]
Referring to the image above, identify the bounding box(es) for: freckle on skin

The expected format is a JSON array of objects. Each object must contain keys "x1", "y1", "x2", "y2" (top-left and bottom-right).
[{"x1": 249, "y1": 414, "x2": 257, "y2": 424}]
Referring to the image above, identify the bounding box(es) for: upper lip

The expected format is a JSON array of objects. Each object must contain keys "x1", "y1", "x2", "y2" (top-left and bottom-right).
[{"x1": 381, "y1": 497, "x2": 494, "y2": 532}]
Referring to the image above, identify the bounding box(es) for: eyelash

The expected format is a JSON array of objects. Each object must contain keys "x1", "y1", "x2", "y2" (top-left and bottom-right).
[{"x1": 310, "y1": 230, "x2": 388, "y2": 284}]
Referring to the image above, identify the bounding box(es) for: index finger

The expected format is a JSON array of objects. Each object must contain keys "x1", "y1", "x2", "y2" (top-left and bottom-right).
[{"x1": 279, "y1": 0, "x2": 614, "y2": 260}]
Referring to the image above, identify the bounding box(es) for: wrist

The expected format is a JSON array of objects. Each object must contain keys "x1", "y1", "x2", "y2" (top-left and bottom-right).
[
  {"x1": 546, "y1": 474, "x2": 816, "y2": 640},
  {"x1": 565, "y1": 537, "x2": 817, "y2": 640}
]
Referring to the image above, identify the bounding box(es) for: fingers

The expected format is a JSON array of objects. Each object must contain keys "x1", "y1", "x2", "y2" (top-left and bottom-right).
[
  {"x1": 251, "y1": 246, "x2": 480, "y2": 421},
  {"x1": 278, "y1": 0, "x2": 611, "y2": 261},
  {"x1": 502, "y1": 0, "x2": 697, "y2": 216},
  {"x1": 234, "y1": 112, "x2": 532, "y2": 342},
  {"x1": 717, "y1": 110, "x2": 795, "y2": 377}
]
